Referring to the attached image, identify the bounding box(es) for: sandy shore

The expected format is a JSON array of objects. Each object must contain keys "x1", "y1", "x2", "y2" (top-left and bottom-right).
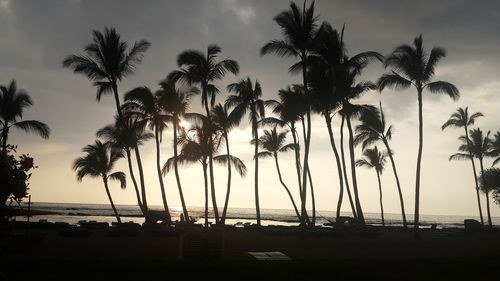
[{"x1": 1, "y1": 224, "x2": 500, "y2": 280}]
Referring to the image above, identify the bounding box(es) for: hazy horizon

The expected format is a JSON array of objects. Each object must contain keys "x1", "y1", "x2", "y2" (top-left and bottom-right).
[{"x1": 2, "y1": 0, "x2": 500, "y2": 218}]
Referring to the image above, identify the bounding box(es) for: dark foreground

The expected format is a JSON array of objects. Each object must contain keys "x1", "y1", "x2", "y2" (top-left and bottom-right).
[{"x1": 1, "y1": 223, "x2": 500, "y2": 280}]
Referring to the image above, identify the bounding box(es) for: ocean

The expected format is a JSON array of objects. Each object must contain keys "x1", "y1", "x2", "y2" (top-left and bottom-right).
[{"x1": 13, "y1": 202, "x2": 498, "y2": 228}]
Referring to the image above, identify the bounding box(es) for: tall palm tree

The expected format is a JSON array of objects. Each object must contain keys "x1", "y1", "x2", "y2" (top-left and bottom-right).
[
  {"x1": 479, "y1": 168, "x2": 500, "y2": 222},
  {"x1": 0, "y1": 80, "x2": 50, "y2": 155},
  {"x1": 123, "y1": 87, "x2": 171, "y2": 221},
  {"x1": 261, "y1": 1, "x2": 319, "y2": 227},
  {"x1": 255, "y1": 127, "x2": 301, "y2": 221},
  {"x1": 211, "y1": 103, "x2": 242, "y2": 224},
  {"x1": 226, "y1": 77, "x2": 265, "y2": 225},
  {"x1": 158, "y1": 79, "x2": 199, "y2": 221},
  {"x1": 96, "y1": 116, "x2": 153, "y2": 214},
  {"x1": 442, "y1": 107, "x2": 484, "y2": 225},
  {"x1": 168, "y1": 45, "x2": 239, "y2": 224},
  {"x1": 489, "y1": 132, "x2": 500, "y2": 166},
  {"x1": 73, "y1": 140, "x2": 126, "y2": 223},
  {"x1": 354, "y1": 103, "x2": 408, "y2": 227},
  {"x1": 163, "y1": 120, "x2": 246, "y2": 227},
  {"x1": 450, "y1": 128, "x2": 493, "y2": 227},
  {"x1": 378, "y1": 35, "x2": 459, "y2": 237},
  {"x1": 62, "y1": 27, "x2": 150, "y2": 122},
  {"x1": 356, "y1": 147, "x2": 387, "y2": 226},
  {"x1": 263, "y1": 86, "x2": 311, "y2": 225}
]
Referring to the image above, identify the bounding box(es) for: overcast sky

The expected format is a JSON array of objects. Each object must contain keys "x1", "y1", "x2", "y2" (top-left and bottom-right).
[{"x1": 1, "y1": 0, "x2": 500, "y2": 218}]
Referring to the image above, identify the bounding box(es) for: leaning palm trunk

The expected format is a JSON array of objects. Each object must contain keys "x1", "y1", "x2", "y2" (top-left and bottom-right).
[
  {"x1": 479, "y1": 159, "x2": 492, "y2": 228},
  {"x1": 133, "y1": 143, "x2": 148, "y2": 210},
  {"x1": 202, "y1": 162, "x2": 209, "y2": 227},
  {"x1": 221, "y1": 131, "x2": 233, "y2": 224},
  {"x1": 340, "y1": 116, "x2": 357, "y2": 218},
  {"x1": 376, "y1": 171, "x2": 385, "y2": 226},
  {"x1": 414, "y1": 89, "x2": 424, "y2": 238},
  {"x1": 103, "y1": 177, "x2": 121, "y2": 224},
  {"x1": 173, "y1": 120, "x2": 189, "y2": 221},
  {"x1": 346, "y1": 116, "x2": 365, "y2": 224},
  {"x1": 325, "y1": 114, "x2": 345, "y2": 221},
  {"x1": 274, "y1": 152, "x2": 301, "y2": 221},
  {"x1": 125, "y1": 148, "x2": 144, "y2": 213},
  {"x1": 464, "y1": 127, "x2": 484, "y2": 225},
  {"x1": 204, "y1": 99, "x2": 220, "y2": 223},
  {"x1": 290, "y1": 123, "x2": 309, "y2": 226},
  {"x1": 155, "y1": 127, "x2": 171, "y2": 220},
  {"x1": 253, "y1": 114, "x2": 261, "y2": 226},
  {"x1": 301, "y1": 117, "x2": 315, "y2": 226},
  {"x1": 382, "y1": 139, "x2": 407, "y2": 227}
]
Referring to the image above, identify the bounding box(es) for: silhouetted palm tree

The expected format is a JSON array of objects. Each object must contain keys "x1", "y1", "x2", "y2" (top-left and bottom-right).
[
  {"x1": 378, "y1": 35, "x2": 459, "y2": 237},
  {"x1": 123, "y1": 87, "x2": 171, "y2": 221},
  {"x1": 442, "y1": 107, "x2": 484, "y2": 225},
  {"x1": 255, "y1": 127, "x2": 301, "y2": 221},
  {"x1": 263, "y1": 86, "x2": 311, "y2": 225},
  {"x1": 356, "y1": 147, "x2": 387, "y2": 226},
  {"x1": 62, "y1": 27, "x2": 150, "y2": 122},
  {"x1": 450, "y1": 128, "x2": 493, "y2": 227},
  {"x1": 226, "y1": 77, "x2": 265, "y2": 225},
  {"x1": 163, "y1": 120, "x2": 246, "y2": 227},
  {"x1": 0, "y1": 80, "x2": 50, "y2": 155},
  {"x1": 211, "y1": 104, "x2": 242, "y2": 224},
  {"x1": 73, "y1": 140, "x2": 126, "y2": 223},
  {"x1": 261, "y1": 1, "x2": 319, "y2": 226},
  {"x1": 479, "y1": 168, "x2": 500, "y2": 214},
  {"x1": 96, "y1": 116, "x2": 153, "y2": 214},
  {"x1": 490, "y1": 132, "x2": 500, "y2": 166},
  {"x1": 168, "y1": 45, "x2": 239, "y2": 223},
  {"x1": 158, "y1": 79, "x2": 199, "y2": 221},
  {"x1": 354, "y1": 103, "x2": 407, "y2": 227}
]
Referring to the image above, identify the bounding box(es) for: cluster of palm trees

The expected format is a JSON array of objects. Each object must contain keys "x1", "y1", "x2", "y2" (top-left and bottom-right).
[
  {"x1": 66, "y1": 1, "x2": 481, "y2": 236},
  {"x1": 443, "y1": 107, "x2": 500, "y2": 228}
]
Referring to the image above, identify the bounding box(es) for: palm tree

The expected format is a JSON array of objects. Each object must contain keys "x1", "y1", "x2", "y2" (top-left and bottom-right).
[
  {"x1": 450, "y1": 128, "x2": 493, "y2": 227},
  {"x1": 158, "y1": 79, "x2": 199, "y2": 221},
  {"x1": 378, "y1": 35, "x2": 459, "y2": 237},
  {"x1": 263, "y1": 86, "x2": 311, "y2": 225},
  {"x1": 255, "y1": 127, "x2": 301, "y2": 221},
  {"x1": 261, "y1": 1, "x2": 319, "y2": 227},
  {"x1": 442, "y1": 107, "x2": 484, "y2": 225},
  {"x1": 123, "y1": 87, "x2": 171, "y2": 221},
  {"x1": 168, "y1": 45, "x2": 239, "y2": 224},
  {"x1": 211, "y1": 103, "x2": 242, "y2": 224},
  {"x1": 226, "y1": 77, "x2": 265, "y2": 226},
  {"x1": 0, "y1": 80, "x2": 50, "y2": 155},
  {"x1": 479, "y1": 168, "x2": 500, "y2": 220},
  {"x1": 96, "y1": 116, "x2": 153, "y2": 214},
  {"x1": 62, "y1": 27, "x2": 150, "y2": 122},
  {"x1": 490, "y1": 132, "x2": 500, "y2": 166},
  {"x1": 356, "y1": 147, "x2": 387, "y2": 226},
  {"x1": 354, "y1": 103, "x2": 408, "y2": 227},
  {"x1": 163, "y1": 120, "x2": 246, "y2": 227},
  {"x1": 73, "y1": 140, "x2": 126, "y2": 223}
]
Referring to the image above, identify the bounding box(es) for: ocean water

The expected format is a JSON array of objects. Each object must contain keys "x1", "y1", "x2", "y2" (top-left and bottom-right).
[{"x1": 13, "y1": 202, "x2": 499, "y2": 228}]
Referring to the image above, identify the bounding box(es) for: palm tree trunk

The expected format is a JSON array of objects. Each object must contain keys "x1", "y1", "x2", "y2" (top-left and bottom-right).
[
  {"x1": 382, "y1": 139, "x2": 407, "y2": 228},
  {"x1": 253, "y1": 115, "x2": 261, "y2": 226},
  {"x1": 340, "y1": 115, "x2": 357, "y2": 218},
  {"x1": 479, "y1": 159, "x2": 492, "y2": 228},
  {"x1": 221, "y1": 131, "x2": 232, "y2": 224},
  {"x1": 173, "y1": 120, "x2": 189, "y2": 221},
  {"x1": 125, "y1": 148, "x2": 144, "y2": 213},
  {"x1": 111, "y1": 82, "x2": 124, "y2": 121},
  {"x1": 133, "y1": 144, "x2": 148, "y2": 211},
  {"x1": 274, "y1": 152, "x2": 301, "y2": 221},
  {"x1": 325, "y1": 114, "x2": 345, "y2": 221},
  {"x1": 2, "y1": 125, "x2": 8, "y2": 156},
  {"x1": 204, "y1": 97, "x2": 219, "y2": 223},
  {"x1": 376, "y1": 171, "x2": 385, "y2": 226},
  {"x1": 202, "y1": 162, "x2": 209, "y2": 227},
  {"x1": 414, "y1": 88, "x2": 424, "y2": 239},
  {"x1": 291, "y1": 123, "x2": 308, "y2": 226},
  {"x1": 155, "y1": 126, "x2": 171, "y2": 221},
  {"x1": 465, "y1": 127, "x2": 484, "y2": 225},
  {"x1": 103, "y1": 177, "x2": 121, "y2": 224},
  {"x1": 301, "y1": 55, "x2": 313, "y2": 228},
  {"x1": 346, "y1": 115, "x2": 365, "y2": 224},
  {"x1": 300, "y1": 117, "x2": 315, "y2": 226}
]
